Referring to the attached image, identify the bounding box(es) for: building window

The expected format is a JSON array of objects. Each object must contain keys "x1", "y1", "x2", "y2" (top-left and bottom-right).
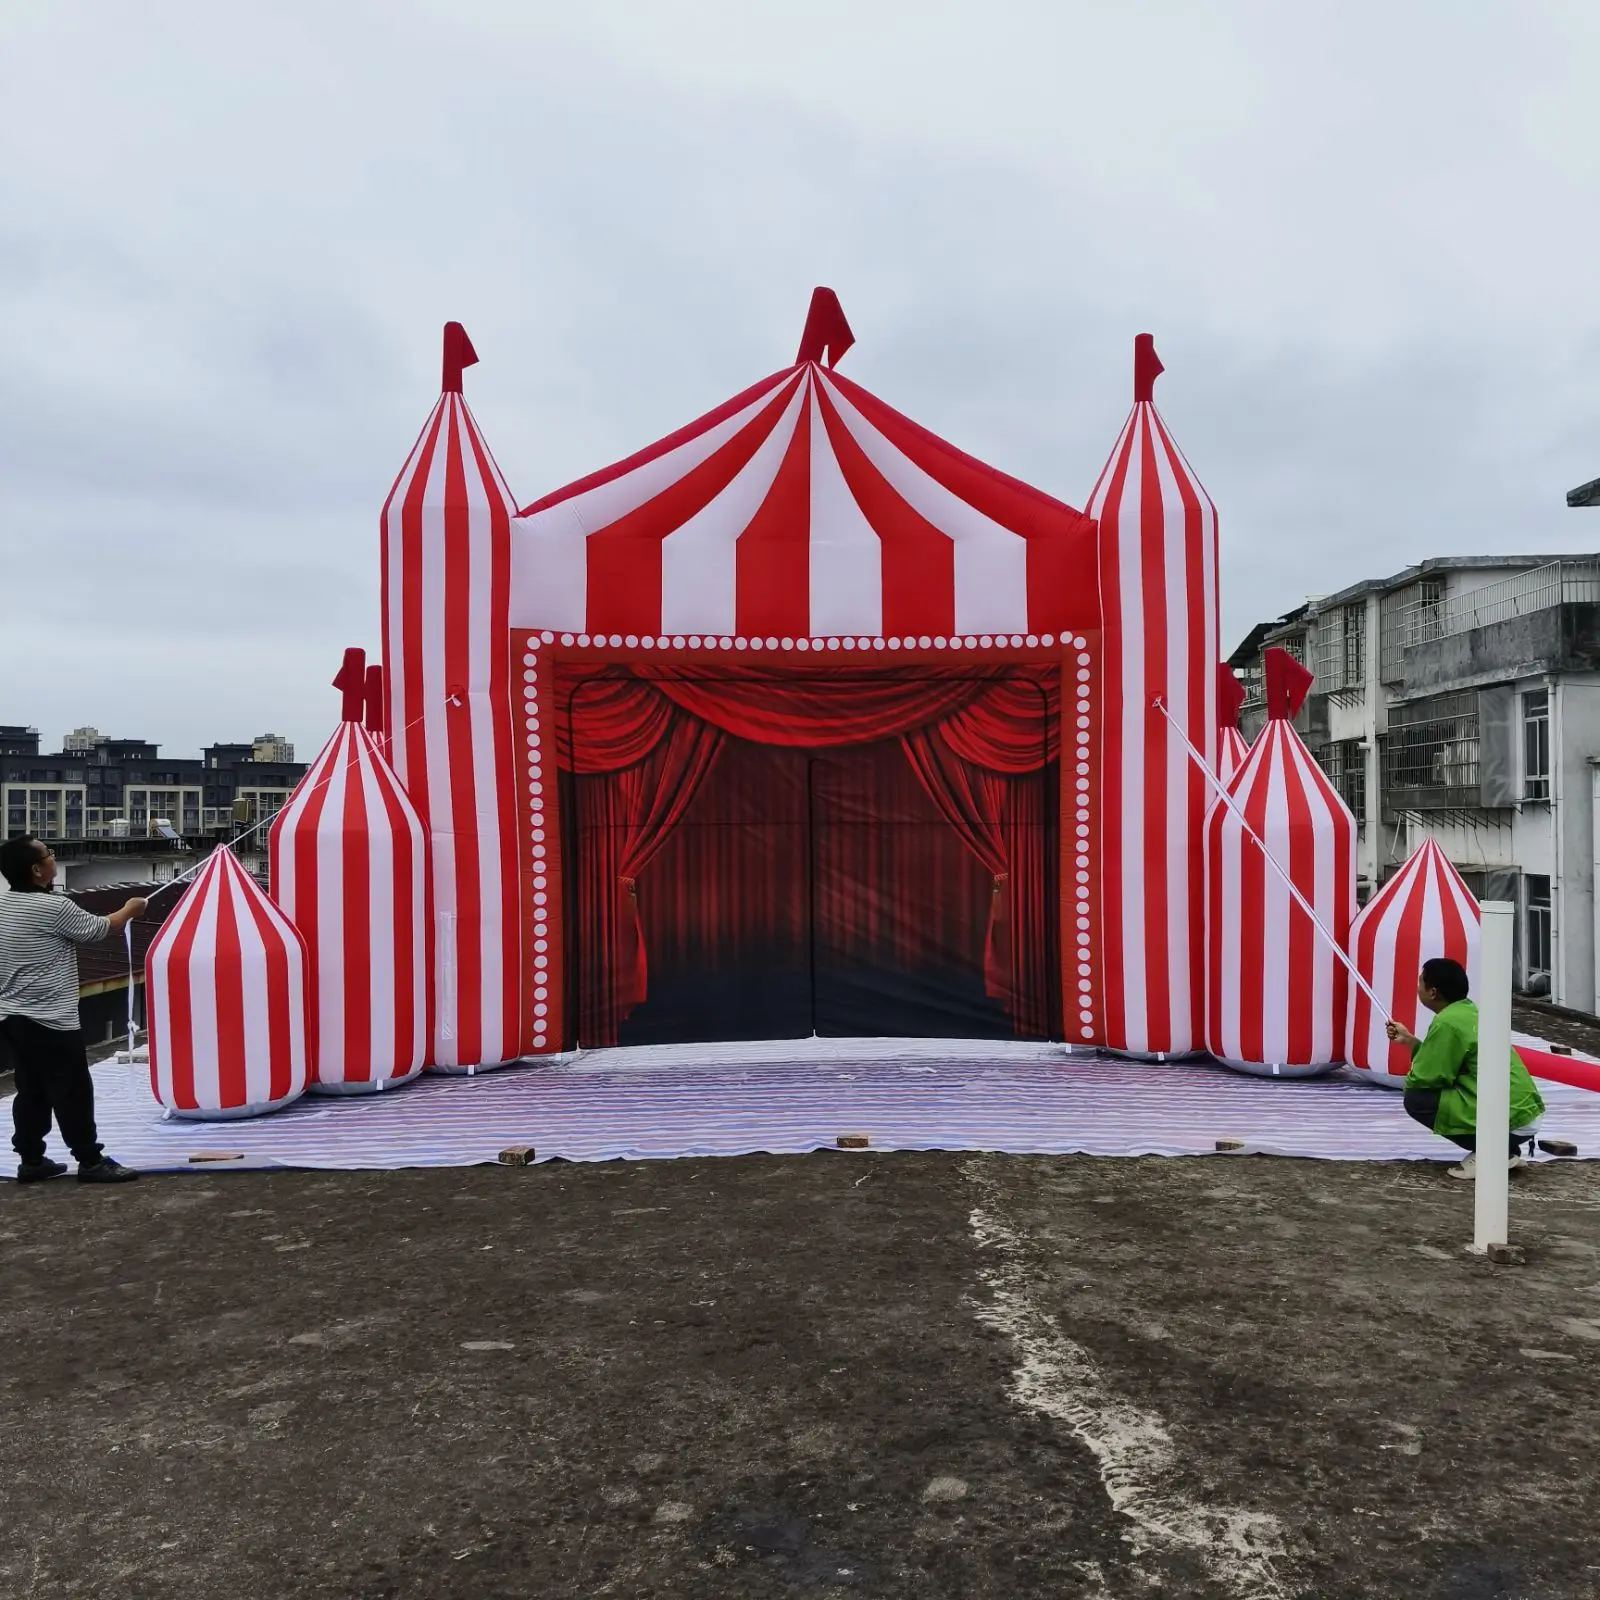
[
  {"x1": 1525, "y1": 874, "x2": 1552, "y2": 989},
  {"x1": 1341, "y1": 604, "x2": 1365, "y2": 689},
  {"x1": 1521, "y1": 689, "x2": 1550, "y2": 801},
  {"x1": 1317, "y1": 739, "x2": 1367, "y2": 816},
  {"x1": 1383, "y1": 691, "x2": 1480, "y2": 807}
]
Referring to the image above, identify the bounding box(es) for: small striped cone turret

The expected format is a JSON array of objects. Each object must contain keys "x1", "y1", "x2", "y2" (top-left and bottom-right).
[
  {"x1": 1205, "y1": 648, "x2": 1357, "y2": 1076},
  {"x1": 146, "y1": 846, "x2": 311, "y2": 1118},
  {"x1": 1089, "y1": 336, "x2": 1220, "y2": 1058},
  {"x1": 1217, "y1": 663, "x2": 1250, "y2": 786},
  {"x1": 1346, "y1": 838, "x2": 1480, "y2": 1085},
  {"x1": 269, "y1": 649, "x2": 431, "y2": 1094},
  {"x1": 381, "y1": 324, "x2": 527, "y2": 1070}
]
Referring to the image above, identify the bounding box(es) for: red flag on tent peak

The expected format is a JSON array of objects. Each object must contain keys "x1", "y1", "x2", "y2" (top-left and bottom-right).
[
  {"x1": 1133, "y1": 333, "x2": 1164, "y2": 403},
  {"x1": 1217, "y1": 663, "x2": 1246, "y2": 730},
  {"x1": 442, "y1": 321, "x2": 479, "y2": 393},
  {"x1": 1263, "y1": 646, "x2": 1314, "y2": 720},
  {"x1": 796, "y1": 287, "x2": 855, "y2": 369},
  {"x1": 333, "y1": 647, "x2": 366, "y2": 722}
]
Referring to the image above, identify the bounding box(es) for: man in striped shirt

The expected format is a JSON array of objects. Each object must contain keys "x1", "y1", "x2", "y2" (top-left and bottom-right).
[{"x1": 0, "y1": 835, "x2": 145, "y2": 1183}]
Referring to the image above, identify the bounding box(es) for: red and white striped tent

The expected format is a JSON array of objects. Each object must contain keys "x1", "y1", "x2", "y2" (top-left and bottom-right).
[
  {"x1": 269, "y1": 652, "x2": 430, "y2": 1094},
  {"x1": 1346, "y1": 837, "x2": 1480, "y2": 1083},
  {"x1": 1217, "y1": 662, "x2": 1250, "y2": 786},
  {"x1": 1204, "y1": 649, "x2": 1357, "y2": 1076},
  {"x1": 382, "y1": 324, "x2": 525, "y2": 1072},
  {"x1": 508, "y1": 296, "x2": 1097, "y2": 642},
  {"x1": 1088, "y1": 335, "x2": 1220, "y2": 1058},
  {"x1": 146, "y1": 845, "x2": 311, "y2": 1119},
  {"x1": 381, "y1": 294, "x2": 1112, "y2": 1066}
]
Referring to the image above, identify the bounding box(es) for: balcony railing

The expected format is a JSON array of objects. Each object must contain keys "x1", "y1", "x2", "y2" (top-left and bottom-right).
[{"x1": 1382, "y1": 561, "x2": 1600, "y2": 662}]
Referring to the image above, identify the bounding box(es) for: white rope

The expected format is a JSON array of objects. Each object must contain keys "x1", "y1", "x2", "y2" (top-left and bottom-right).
[{"x1": 1152, "y1": 699, "x2": 1392, "y2": 1019}]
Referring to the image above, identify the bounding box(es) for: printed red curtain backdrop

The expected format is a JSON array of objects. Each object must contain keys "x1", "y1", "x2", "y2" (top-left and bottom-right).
[{"x1": 555, "y1": 665, "x2": 1058, "y2": 1045}]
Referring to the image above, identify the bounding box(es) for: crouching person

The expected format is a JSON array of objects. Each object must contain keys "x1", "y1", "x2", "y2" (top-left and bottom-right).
[{"x1": 1386, "y1": 956, "x2": 1545, "y2": 1179}]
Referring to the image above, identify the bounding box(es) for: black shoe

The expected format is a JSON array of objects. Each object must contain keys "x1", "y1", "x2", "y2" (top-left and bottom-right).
[
  {"x1": 77, "y1": 1157, "x2": 139, "y2": 1184},
  {"x1": 16, "y1": 1158, "x2": 69, "y2": 1184}
]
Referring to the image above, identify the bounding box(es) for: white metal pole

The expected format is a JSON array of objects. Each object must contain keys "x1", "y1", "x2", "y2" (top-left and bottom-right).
[{"x1": 1474, "y1": 901, "x2": 1515, "y2": 1253}]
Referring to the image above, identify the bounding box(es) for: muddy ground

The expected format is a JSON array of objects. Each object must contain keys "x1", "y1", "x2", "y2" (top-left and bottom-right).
[{"x1": 4, "y1": 1151, "x2": 1600, "y2": 1599}]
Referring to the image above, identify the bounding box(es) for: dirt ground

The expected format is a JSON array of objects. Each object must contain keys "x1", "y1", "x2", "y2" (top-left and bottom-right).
[{"x1": 5, "y1": 1151, "x2": 1600, "y2": 1599}]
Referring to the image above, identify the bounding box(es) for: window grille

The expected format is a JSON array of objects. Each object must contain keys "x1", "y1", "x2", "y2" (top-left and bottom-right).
[{"x1": 1382, "y1": 691, "x2": 1480, "y2": 807}]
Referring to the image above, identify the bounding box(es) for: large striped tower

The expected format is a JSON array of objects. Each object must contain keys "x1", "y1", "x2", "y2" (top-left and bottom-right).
[
  {"x1": 1089, "y1": 336, "x2": 1220, "y2": 1057},
  {"x1": 381, "y1": 325, "x2": 526, "y2": 1070}
]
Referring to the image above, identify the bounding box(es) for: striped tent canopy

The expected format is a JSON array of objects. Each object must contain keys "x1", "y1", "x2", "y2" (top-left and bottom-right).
[
  {"x1": 1346, "y1": 838, "x2": 1480, "y2": 1084},
  {"x1": 1089, "y1": 335, "x2": 1220, "y2": 1058},
  {"x1": 507, "y1": 290, "x2": 1098, "y2": 643},
  {"x1": 1205, "y1": 649, "x2": 1357, "y2": 1077},
  {"x1": 382, "y1": 327, "x2": 525, "y2": 1071},
  {"x1": 146, "y1": 845, "x2": 311, "y2": 1119},
  {"x1": 269, "y1": 654, "x2": 431, "y2": 1094},
  {"x1": 1217, "y1": 662, "x2": 1250, "y2": 786}
]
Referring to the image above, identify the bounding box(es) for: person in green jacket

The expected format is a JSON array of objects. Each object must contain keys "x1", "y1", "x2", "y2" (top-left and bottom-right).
[{"x1": 1386, "y1": 957, "x2": 1545, "y2": 1178}]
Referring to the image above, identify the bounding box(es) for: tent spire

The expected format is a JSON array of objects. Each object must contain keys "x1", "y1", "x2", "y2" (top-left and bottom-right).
[
  {"x1": 441, "y1": 321, "x2": 479, "y2": 393},
  {"x1": 1133, "y1": 333, "x2": 1163, "y2": 403},
  {"x1": 1263, "y1": 646, "x2": 1314, "y2": 720},
  {"x1": 796, "y1": 287, "x2": 855, "y2": 368},
  {"x1": 333, "y1": 647, "x2": 367, "y2": 722}
]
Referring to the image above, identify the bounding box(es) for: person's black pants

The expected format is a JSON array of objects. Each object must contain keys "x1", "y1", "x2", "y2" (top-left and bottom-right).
[
  {"x1": 0, "y1": 1016, "x2": 103, "y2": 1167},
  {"x1": 1403, "y1": 1088, "x2": 1526, "y2": 1156}
]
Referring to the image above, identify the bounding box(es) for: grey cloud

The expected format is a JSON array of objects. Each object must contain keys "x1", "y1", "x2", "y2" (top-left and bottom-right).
[{"x1": 2, "y1": 0, "x2": 1597, "y2": 757}]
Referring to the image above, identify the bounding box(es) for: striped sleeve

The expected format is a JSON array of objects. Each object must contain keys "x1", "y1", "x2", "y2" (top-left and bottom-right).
[{"x1": 50, "y1": 899, "x2": 112, "y2": 945}]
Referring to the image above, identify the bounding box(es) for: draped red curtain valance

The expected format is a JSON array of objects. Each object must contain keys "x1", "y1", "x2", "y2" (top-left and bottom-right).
[
  {"x1": 556, "y1": 665, "x2": 1060, "y2": 1043},
  {"x1": 556, "y1": 665, "x2": 1057, "y2": 774}
]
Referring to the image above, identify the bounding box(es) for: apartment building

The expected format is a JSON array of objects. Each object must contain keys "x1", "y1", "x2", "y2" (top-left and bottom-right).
[
  {"x1": 1231, "y1": 556, "x2": 1600, "y2": 1009},
  {"x1": 0, "y1": 727, "x2": 305, "y2": 888}
]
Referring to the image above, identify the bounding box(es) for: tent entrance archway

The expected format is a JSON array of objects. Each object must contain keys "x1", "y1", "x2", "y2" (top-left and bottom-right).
[{"x1": 554, "y1": 671, "x2": 1061, "y2": 1050}]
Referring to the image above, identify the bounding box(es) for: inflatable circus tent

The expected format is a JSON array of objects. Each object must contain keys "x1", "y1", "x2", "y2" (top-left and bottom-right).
[
  {"x1": 1205, "y1": 648, "x2": 1358, "y2": 1077},
  {"x1": 1346, "y1": 838, "x2": 1480, "y2": 1084},
  {"x1": 1088, "y1": 335, "x2": 1219, "y2": 1060},
  {"x1": 269, "y1": 649, "x2": 431, "y2": 1094},
  {"x1": 146, "y1": 844, "x2": 311, "y2": 1119},
  {"x1": 378, "y1": 290, "x2": 1150, "y2": 1057}
]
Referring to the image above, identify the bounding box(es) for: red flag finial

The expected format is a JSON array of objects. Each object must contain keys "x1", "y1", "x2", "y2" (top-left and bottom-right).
[
  {"x1": 363, "y1": 664, "x2": 385, "y2": 737},
  {"x1": 1133, "y1": 333, "x2": 1164, "y2": 403},
  {"x1": 1263, "y1": 646, "x2": 1314, "y2": 720},
  {"x1": 1217, "y1": 663, "x2": 1246, "y2": 730},
  {"x1": 442, "y1": 322, "x2": 479, "y2": 393},
  {"x1": 333, "y1": 647, "x2": 367, "y2": 722},
  {"x1": 796, "y1": 287, "x2": 855, "y2": 368}
]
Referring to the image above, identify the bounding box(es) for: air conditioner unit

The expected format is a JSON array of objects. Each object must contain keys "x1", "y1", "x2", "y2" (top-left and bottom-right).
[{"x1": 108, "y1": 818, "x2": 130, "y2": 839}]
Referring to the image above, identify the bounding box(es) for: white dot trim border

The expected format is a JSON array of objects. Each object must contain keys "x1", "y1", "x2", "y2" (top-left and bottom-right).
[
  {"x1": 528, "y1": 632, "x2": 1085, "y2": 657},
  {"x1": 523, "y1": 634, "x2": 1098, "y2": 1044}
]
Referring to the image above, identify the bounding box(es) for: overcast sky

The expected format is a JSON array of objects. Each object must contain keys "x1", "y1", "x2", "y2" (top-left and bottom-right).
[{"x1": 3, "y1": 1, "x2": 1598, "y2": 759}]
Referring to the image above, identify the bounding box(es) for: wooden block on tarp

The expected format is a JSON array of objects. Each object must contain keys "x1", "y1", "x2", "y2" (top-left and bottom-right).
[
  {"x1": 188, "y1": 1151, "x2": 244, "y2": 1164},
  {"x1": 1214, "y1": 1138, "x2": 1247, "y2": 1153},
  {"x1": 835, "y1": 1133, "x2": 870, "y2": 1150},
  {"x1": 498, "y1": 1146, "x2": 537, "y2": 1166},
  {"x1": 1538, "y1": 1137, "x2": 1579, "y2": 1157}
]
